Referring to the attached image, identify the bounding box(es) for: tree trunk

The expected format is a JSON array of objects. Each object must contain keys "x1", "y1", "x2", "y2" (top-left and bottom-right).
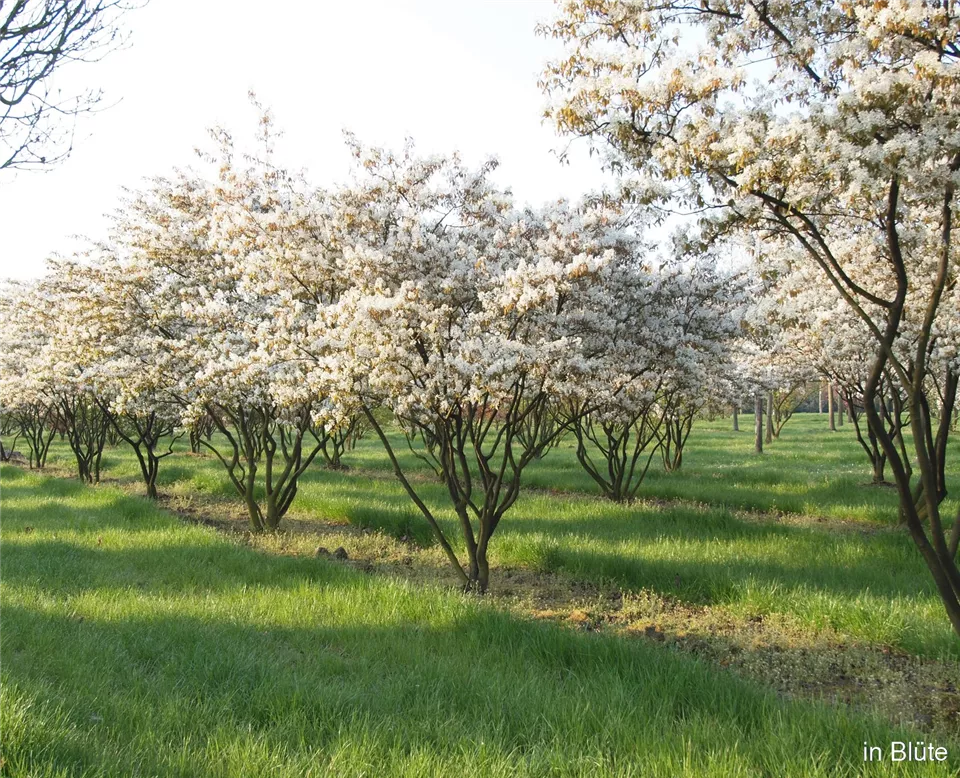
[
  {"x1": 765, "y1": 392, "x2": 774, "y2": 444},
  {"x1": 754, "y1": 394, "x2": 763, "y2": 454},
  {"x1": 143, "y1": 448, "x2": 160, "y2": 500},
  {"x1": 732, "y1": 405, "x2": 739, "y2": 431},
  {"x1": 828, "y1": 384, "x2": 836, "y2": 431},
  {"x1": 872, "y1": 454, "x2": 886, "y2": 485},
  {"x1": 473, "y1": 536, "x2": 491, "y2": 593}
]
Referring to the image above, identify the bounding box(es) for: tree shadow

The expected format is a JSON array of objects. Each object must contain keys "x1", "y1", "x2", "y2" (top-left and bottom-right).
[
  {"x1": 1, "y1": 534, "x2": 363, "y2": 598},
  {"x1": 3, "y1": 466, "x2": 952, "y2": 776},
  {"x1": 0, "y1": 597, "x2": 936, "y2": 778},
  {"x1": 493, "y1": 510, "x2": 940, "y2": 606}
]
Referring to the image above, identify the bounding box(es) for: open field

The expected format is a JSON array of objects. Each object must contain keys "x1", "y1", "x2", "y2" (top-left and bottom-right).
[
  {"x1": 58, "y1": 414, "x2": 960, "y2": 659},
  {"x1": 2, "y1": 414, "x2": 959, "y2": 776},
  {"x1": 0, "y1": 466, "x2": 957, "y2": 777}
]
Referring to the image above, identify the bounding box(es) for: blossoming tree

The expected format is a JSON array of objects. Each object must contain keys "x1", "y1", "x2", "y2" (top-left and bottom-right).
[
  {"x1": 106, "y1": 113, "x2": 350, "y2": 529},
  {"x1": 328, "y1": 140, "x2": 636, "y2": 590},
  {"x1": 541, "y1": 0, "x2": 960, "y2": 635},
  {"x1": 0, "y1": 280, "x2": 56, "y2": 468}
]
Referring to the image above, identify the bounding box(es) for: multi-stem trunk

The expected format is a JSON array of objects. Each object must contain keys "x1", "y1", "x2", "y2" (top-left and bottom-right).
[
  {"x1": 660, "y1": 404, "x2": 695, "y2": 473},
  {"x1": 319, "y1": 418, "x2": 359, "y2": 471},
  {"x1": 859, "y1": 175, "x2": 960, "y2": 639},
  {"x1": 865, "y1": 376, "x2": 960, "y2": 637},
  {"x1": 845, "y1": 391, "x2": 891, "y2": 484},
  {"x1": 200, "y1": 403, "x2": 325, "y2": 534},
  {"x1": 58, "y1": 395, "x2": 109, "y2": 484},
  {"x1": 362, "y1": 390, "x2": 559, "y2": 594},
  {"x1": 570, "y1": 408, "x2": 663, "y2": 502},
  {"x1": 16, "y1": 403, "x2": 55, "y2": 469},
  {"x1": 98, "y1": 405, "x2": 179, "y2": 500}
]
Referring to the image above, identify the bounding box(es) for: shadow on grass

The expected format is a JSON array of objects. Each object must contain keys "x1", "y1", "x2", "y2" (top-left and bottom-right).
[
  {"x1": 493, "y1": 512, "x2": 927, "y2": 600},
  {"x1": 292, "y1": 467, "x2": 939, "y2": 614},
  {"x1": 10, "y1": 462, "x2": 957, "y2": 668},
  {"x1": 1, "y1": 535, "x2": 362, "y2": 598},
  {"x1": 3, "y1": 466, "x2": 957, "y2": 776},
  {"x1": 1, "y1": 598, "x2": 943, "y2": 778}
]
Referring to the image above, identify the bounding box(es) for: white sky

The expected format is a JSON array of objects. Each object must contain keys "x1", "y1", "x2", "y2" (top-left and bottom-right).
[{"x1": 0, "y1": 0, "x2": 611, "y2": 281}]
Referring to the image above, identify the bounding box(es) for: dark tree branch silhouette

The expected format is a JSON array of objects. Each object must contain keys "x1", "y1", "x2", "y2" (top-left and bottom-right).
[{"x1": 1, "y1": 0, "x2": 143, "y2": 170}]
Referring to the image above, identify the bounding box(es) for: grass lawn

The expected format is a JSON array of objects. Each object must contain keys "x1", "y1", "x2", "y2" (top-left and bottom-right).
[
  {"x1": 60, "y1": 414, "x2": 958, "y2": 660},
  {"x1": 2, "y1": 465, "x2": 958, "y2": 777}
]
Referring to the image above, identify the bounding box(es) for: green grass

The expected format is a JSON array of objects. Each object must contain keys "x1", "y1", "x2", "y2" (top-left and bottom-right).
[
  {"x1": 49, "y1": 415, "x2": 957, "y2": 659},
  {"x1": 525, "y1": 415, "x2": 960, "y2": 524},
  {"x1": 85, "y1": 415, "x2": 958, "y2": 527},
  {"x1": 2, "y1": 466, "x2": 957, "y2": 777}
]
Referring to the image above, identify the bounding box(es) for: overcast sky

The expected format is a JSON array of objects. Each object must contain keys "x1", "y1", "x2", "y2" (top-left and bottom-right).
[{"x1": 0, "y1": 0, "x2": 611, "y2": 281}]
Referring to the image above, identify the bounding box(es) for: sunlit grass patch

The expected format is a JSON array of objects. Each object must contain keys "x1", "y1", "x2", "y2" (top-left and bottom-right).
[
  {"x1": 26, "y1": 415, "x2": 960, "y2": 660},
  {"x1": 2, "y1": 467, "x2": 957, "y2": 777}
]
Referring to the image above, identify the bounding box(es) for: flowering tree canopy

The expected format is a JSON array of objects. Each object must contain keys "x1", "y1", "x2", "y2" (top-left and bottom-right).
[
  {"x1": 326, "y1": 140, "x2": 652, "y2": 590},
  {"x1": 541, "y1": 0, "x2": 960, "y2": 635},
  {"x1": 0, "y1": 107, "x2": 754, "y2": 591},
  {"x1": 98, "y1": 112, "x2": 351, "y2": 525}
]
